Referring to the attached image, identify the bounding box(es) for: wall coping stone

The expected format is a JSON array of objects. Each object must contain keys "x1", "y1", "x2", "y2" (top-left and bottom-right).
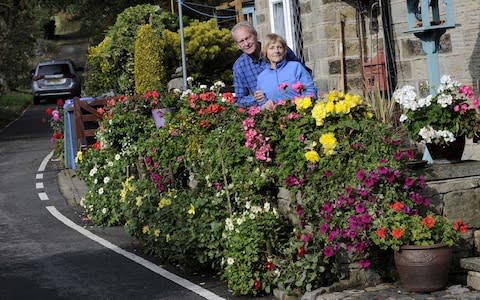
[{"x1": 413, "y1": 160, "x2": 480, "y2": 182}]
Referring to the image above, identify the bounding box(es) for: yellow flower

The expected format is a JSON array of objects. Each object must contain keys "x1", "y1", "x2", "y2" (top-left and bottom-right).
[
  {"x1": 320, "y1": 133, "x2": 337, "y2": 156},
  {"x1": 335, "y1": 100, "x2": 348, "y2": 114},
  {"x1": 154, "y1": 229, "x2": 161, "y2": 237},
  {"x1": 188, "y1": 204, "x2": 195, "y2": 215},
  {"x1": 305, "y1": 150, "x2": 320, "y2": 163},
  {"x1": 75, "y1": 151, "x2": 83, "y2": 163},
  {"x1": 135, "y1": 196, "x2": 143, "y2": 207},
  {"x1": 166, "y1": 233, "x2": 171, "y2": 242},
  {"x1": 142, "y1": 225, "x2": 150, "y2": 234},
  {"x1": 325, "y1": 101, "x2": 335, "y2": 113},
  {"x1": 158, "y1": 197, "x2": 172, "y2": 209},
  {"x1": 312, "y1": 102, "x2": 327, "y2": 126},
  {"x1": 295, "y1": 96, "x2": 312, "y2": 111}
]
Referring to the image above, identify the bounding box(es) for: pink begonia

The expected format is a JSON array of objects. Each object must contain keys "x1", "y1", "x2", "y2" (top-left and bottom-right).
[
  {"x1": 242, "y1": 117, "x2": 255, "y2": 130},
  {"x1": 248, "y1": 105, "x2": 261, "y2": 116},
  {"x1": 459, "y1": 85, "x2": 474, "y2": 99},
  {"x1": 52, "y1": 111, "x2": 61, "y2": 122},
  {"x1": 474, "y1": 97, "x2": 480, "y2": 108},
  {"x1": 292, "y1": 81, "x2": 304, "y2": 93},
  {"x1": 277, "y1": 82, "x2": 288, "y2": 91}
]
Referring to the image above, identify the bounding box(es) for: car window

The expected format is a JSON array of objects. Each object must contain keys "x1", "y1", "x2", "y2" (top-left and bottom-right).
[{"x1": 37, "y1": 64, "x2": 72, "y2": 76}]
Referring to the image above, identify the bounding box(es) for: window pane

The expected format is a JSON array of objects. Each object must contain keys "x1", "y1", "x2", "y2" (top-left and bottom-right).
[{"x1": 273, "y1": 2, "x2": 286, "y2": 39}]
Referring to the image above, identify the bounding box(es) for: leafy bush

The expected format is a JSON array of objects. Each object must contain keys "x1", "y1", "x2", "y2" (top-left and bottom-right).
[{"x1": 134, "y1": 24, "x2": 166, "y2": 94}]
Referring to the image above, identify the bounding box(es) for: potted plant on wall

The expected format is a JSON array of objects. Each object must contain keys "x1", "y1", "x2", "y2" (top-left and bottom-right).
[
  {"x1": 392, "y1": 75, "x2": 480, "y2": 163},
  {"x1": 370, "y1": 200, "x2": 468, "y2": 292}
]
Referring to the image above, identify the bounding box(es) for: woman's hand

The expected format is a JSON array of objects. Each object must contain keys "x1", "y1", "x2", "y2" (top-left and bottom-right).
[{"x1": 254, "y1": 90, "x2": 264, "y2": 103}]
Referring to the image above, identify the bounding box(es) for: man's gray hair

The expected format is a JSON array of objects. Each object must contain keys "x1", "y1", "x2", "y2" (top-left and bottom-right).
[{"x1": 231, "y1": 21, "x2": 257, "y2": 38}]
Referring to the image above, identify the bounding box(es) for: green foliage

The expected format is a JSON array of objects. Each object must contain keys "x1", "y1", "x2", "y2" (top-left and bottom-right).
[
  {"x1": 0, "y1": 92, "x2": 31, "y2": 128},
  {"x1": 85, "y1": 4, "x2": 176, "y2": 96},
  {"x1": 134, "y1": 24, "x2": 166, "y2": 94},
  {"x1": 183, "y1": 19, "x2": 237, "y2": 84}
]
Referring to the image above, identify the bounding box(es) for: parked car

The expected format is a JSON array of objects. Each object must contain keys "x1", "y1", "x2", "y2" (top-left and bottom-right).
[{"x1": 31, "y1": 59, "x2": 82, "y2": 104}]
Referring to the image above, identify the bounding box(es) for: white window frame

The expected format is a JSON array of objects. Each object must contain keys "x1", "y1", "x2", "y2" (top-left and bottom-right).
[{"x1": 268, "y1": 0, "x2": 296, "y2": 53}]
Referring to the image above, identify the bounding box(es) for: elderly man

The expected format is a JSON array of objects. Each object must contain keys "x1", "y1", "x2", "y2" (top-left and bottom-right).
[{"x1": 231, "y1": 21, "x2": 311, "y2": 107}]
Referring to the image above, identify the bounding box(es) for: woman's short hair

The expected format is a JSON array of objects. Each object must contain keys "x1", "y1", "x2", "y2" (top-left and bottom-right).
[{"x1": 261, "y1": 33, "x2": 287, "y2": 62}]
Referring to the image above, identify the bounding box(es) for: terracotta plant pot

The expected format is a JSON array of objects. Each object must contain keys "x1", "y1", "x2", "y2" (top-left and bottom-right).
[{"x1": 394, "y1": 243, "x2": 452, "y2": 292}]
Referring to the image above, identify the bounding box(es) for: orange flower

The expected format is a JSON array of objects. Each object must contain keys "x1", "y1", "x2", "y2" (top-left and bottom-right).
[
  {"x1": 453, "y1": 220, "x2": 468, "y2": 234},
  {"x1": 376, "y1": 227, "x2": 387, "y2": 239},
  {"x1": 421, "y1": 215, "x2": 436, "y2": 229},
  {"x1": 390, "y1": 201, "x2": 404, "y2": 212},
  {"x1": 392, "y1": 227, "x2": 405, "y2": 239}
]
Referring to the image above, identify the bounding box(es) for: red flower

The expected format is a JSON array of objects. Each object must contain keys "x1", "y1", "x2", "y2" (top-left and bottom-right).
[
  {"x1": 297, "y1": 245, "x2": 305, "y2": 257},
  {"x1": 57, "y1": 99, "x2": 64, "y2": 107},
  {"x1": 188, "y1": 94, "x2": 198, "y2": 108},
  {"x1": 199, "y1": 91, "x2": 216, "y2": 102},
  {"x1": 97, "y1": 107, "x2": 105, "y2": 116},
  {"x1": 94, "y1": 141, "x2": 101, "y2": 150},
  {"x1": 45, "y1": 107, "x2": 54, "y2": 116},
  {"x1": 199, "y1": 120, "x2": 211, "y2": 128},
  {"x1": 222, "y1": 92, "x2": 235, "y2": 104},
  {"x1": 265, "y1": 260, "x2": 275, "y2": 271},
  {"x1": 206, "y1": 104, "x2": 225, "y2": 114},
  {"x1": 421, "y1": 215, "x2": 435, "y2": 229},
  {"x1": 453, "y1": 220, "x2": 468, "y2": 234},
  {"x1": 53, "y1": 132, "x2": 64, "y2": 139},
  {"x1": 376, "y1": 227, "x2": 387, "y2": 239},
  {"x1": 254, "y1": 279, "x2": 262, "y2": 291},
  {"x1": 392, "y1": 227, "x2": 405, "y2": 239},
  {"x1": 390, "y1": 201, "x2": 404, "y2": 212}
]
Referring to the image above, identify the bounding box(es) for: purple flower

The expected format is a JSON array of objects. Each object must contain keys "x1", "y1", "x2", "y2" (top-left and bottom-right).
[
  {"x1": 298, "y1": 133, "x2": 305, "y2": 142},
  {"x1": 356, "y1": 169, "x2": 366, "y2": 181},
  {"x1": 323, "y1": 246, "x2": 335, "y2": 257},
  {"x1": 320, "y1": 223, "x2": 329, "y2": 234},
  {"x1": 355, "y1": 202, "x2": 365, "y2": 214},
  {"x1": 359, "y1": 259, "x2": 371, "y2": 268},
  {"x1": 296, "y1": 204, "x2": 304, "y2": 218}
]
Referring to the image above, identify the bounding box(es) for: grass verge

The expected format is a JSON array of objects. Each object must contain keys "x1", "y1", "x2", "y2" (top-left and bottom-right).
[{"x1": 0, "y1": 91, "x2": 32, "y2": 129}]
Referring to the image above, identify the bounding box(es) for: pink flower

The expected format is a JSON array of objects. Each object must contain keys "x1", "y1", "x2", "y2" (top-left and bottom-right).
[
  {"x1": 248, "y1": 106, "x2": 261, "y2": 116},
  {"x1": 323, "y1": 246, "x2": 335, "y2": 257},
  {"x1": 459, "y1": 85, "x2": 474, "y2": 99},
  {"x1": 473, "y1": 97, "x2": 480, "y2": 108},
  {"x1": 277, "y1": 82, "x2": 288, "y2": 91},
  {"x1": 292, "y1": 81, "x2": 304, "y2": 93}
]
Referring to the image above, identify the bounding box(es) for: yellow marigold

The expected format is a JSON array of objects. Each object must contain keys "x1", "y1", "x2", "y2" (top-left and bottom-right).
[
  {"x1": 295, "y1": 96, "x2": 312, "y2": 111},
  {"x1": 320, "y1": 133, "x2": 337, "y2": 156},
  {"x1": 154, "y1": 229, "x2": 161, "y2": 237},
  {"x1": 305, "y1": 150, "x2": 320, "y2": 163},
  {"x1": 345, "y1": 93, "x2": 362, "y2": 106},
  {"x1": 135, "y1": 196, "x2": 143, "y2": 207},
  {"x1": 327, "y1": 90, "x2": 342, "y2": 102},
  {"x1": 312, "y1": 102, "x2": 327, "y2": 126},
  {"x1": 142, "y1": 225, "x2": 150, "y2": 234}
]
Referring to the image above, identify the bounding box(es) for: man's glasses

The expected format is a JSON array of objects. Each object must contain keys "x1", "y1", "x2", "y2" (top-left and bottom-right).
[{"x1": 236, "y1": 34, "x2": 254, "y2": 46}]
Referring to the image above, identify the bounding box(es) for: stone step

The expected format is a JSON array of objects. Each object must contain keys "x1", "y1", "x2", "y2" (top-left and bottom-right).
[
  {"x1": 461, "y1": 257, "x2": 480, "y2": 272},
  {"x1": 460, "y1": 257, "x2": 480, "y2": 291}
]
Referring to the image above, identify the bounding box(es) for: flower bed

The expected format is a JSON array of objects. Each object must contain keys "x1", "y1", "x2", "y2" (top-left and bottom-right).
[{"x1": 73, "y1": 82, "x2": 470, "y2": 297}]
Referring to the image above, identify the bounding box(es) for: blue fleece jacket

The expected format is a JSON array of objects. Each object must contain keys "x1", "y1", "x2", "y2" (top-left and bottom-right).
[{"x1": 256, "y1": 59, "x2": 317, "y2": 105}]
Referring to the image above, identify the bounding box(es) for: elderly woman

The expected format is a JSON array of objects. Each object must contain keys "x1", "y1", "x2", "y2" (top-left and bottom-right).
[{"x1": 256, "y1": 33, "x2": 317, "y2": 109}]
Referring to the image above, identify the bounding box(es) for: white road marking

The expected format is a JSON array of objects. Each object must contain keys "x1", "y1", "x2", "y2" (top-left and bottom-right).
[
  {"x1": 36, "y1": 173, "x2": 44, "y2": 180},
  {"x1": 38, "y1": 192, "x2": 49, "y2": 201},
  {"x1": 38, "y1": 150, "x2": 53, "y2": 172},
  {"x1": 36, "y1": 182, "x2": 44, "y2": 189}
]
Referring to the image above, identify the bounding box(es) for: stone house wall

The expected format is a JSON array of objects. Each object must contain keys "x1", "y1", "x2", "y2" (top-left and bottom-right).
[{"x1": 254, "y1": 0, "x2": 480, "y2": 95}]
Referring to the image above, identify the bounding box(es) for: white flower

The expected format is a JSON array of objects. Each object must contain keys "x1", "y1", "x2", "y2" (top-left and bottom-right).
[
  {"x1": 214, "y1": 80, "x2": 225, "y2": 88},
  {"x1": 103, "y1": 177, "x2": 110, "y2": 184},
  {"x1": 236, "y1": 217, "x2": 245, "y2": 226},
  {"x1": 94, "y1": 178, "x2": 98, "y2": 184},
  {"x1": 225, "y1": 218, "x2": 234, "y2": 231},
  {"x1": 249, "y1": 213, "x2": 255, "y2": 220},
  {"x1": 89, "y1": 167, "x2": 97, "y2": 177},
  {"x1": 181, "y1": 89, "x2": 192, "y2": 98},
  {"x1": 115, "y1": 154, "x2": 121, "y2": 160},
  {"x1": 392, "y1": 85, "x2": 417, "y2": 111},
  {"x1": 98, "y1": 187, "x2": 104, "y2": 195},
  {"x1": 173, "y1": 88, "x2": 181, "y2": 93},
  {"x1": 107, "y1": 161, "x2": 114, "y2": 167},
  {"x1": 399, "y1": 114, "x2": 408, "y2": 123},
  {"x1": 186, "y1": 76, "x2": 194, "y2": 83},
  {"x1": 245, "y1": 201, "x2": 251, "y2": 209},
  {"x1": 417, "y1": 95, "x2": 432, "y2": 108},
  {"x1": 102, "y1": 207, "x2": 107, "y2": 214},
  {"x1": 227, "y1": 257, "x2": 235, "y2": 265},
  {"x1": 436, "y1": 93, "x2": 453, "y2": 108},
  {"x1": 251, "y1": 205, "x2": 262, "y2": 214},
  {"x1": 200, "y1": 84, "x2": 207, "y2": 90},
  {"x1": 264, "y1": 202, "x2": 271, "y2": 212}
]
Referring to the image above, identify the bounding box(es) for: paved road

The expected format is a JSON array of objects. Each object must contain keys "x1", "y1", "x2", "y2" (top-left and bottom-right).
[{"x1": 0, "y1": 105, "x2": 230, "y2": 299}]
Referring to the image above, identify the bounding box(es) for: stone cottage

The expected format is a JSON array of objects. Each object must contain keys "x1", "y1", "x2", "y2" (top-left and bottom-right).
[{"x1": 250, "y1": 0, "x2": 480, "y2": 96}]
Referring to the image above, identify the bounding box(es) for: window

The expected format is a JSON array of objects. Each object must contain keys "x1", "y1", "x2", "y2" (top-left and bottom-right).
[{"x1": 268, "y1": 0, "x2": 304, "y2": 60}]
